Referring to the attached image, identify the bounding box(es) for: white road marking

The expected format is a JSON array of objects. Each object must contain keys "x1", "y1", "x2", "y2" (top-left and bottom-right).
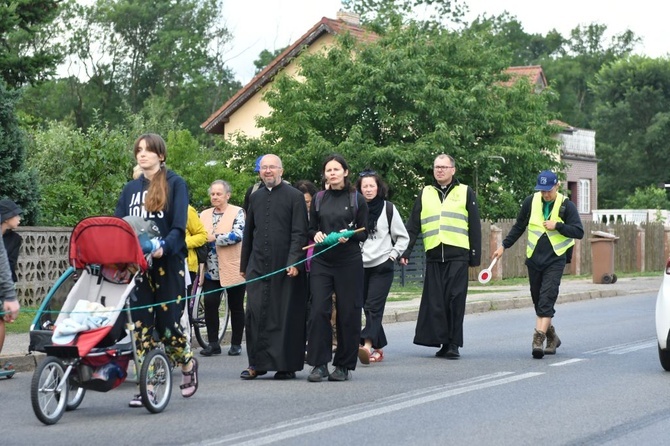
[
  {"x1": 549, "y1": 358, "x2": 586, "y2": 367},
  {"x1": 584, "y1": 338, "x2": 656, "y2": 355},
  {"x1": 195, "y1": 372, "x2": 544, "y2": 446}
]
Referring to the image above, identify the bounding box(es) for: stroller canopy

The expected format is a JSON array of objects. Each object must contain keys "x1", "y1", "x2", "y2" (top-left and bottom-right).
[{"x1": 69, "y1": 216, "x2": 149, "y2": 271}]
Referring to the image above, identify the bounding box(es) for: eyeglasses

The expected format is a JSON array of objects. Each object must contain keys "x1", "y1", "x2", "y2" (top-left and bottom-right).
[
  {"x1": 359, "y1": 170, "x2": 376, "y2": 177},
  {"x1": 260, "y1": 165, "x2": 281, "y2": 171},
  {"x1": 434, "y1": 165, "x2": 454, "y2": 170}
]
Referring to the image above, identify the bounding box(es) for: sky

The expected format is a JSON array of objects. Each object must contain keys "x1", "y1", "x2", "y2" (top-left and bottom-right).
[{"x1": 221, "y1": 0, "x2": 669, "y2": 85}]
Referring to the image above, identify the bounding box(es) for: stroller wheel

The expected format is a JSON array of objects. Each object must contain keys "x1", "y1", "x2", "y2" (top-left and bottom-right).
[
  {"x1": 66, "y1": 381, "x2": 86, "y2": 411},
  {"x1": 31, "y1": 356, "x2": 68, "y2": 425},
  {"x1": 140, "y1": 349, "x2": 172, "y2": 413}
]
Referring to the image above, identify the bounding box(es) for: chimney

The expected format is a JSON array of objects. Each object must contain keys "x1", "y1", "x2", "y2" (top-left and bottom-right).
[{"x1": 336, "y1": 10, "x2": 360, "y2": 26}]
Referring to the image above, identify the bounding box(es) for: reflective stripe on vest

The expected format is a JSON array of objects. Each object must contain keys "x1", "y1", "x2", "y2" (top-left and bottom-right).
[
  {"x1": 420, "y1": 185, "x2": 469, "y2": 251},
  {"x1": 526, "y1": 192, "x2": 574, "y2": 257}
]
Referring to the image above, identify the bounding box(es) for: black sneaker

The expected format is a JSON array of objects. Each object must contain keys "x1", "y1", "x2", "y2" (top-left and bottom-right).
[
  {"x1": 435, "y1": 345, "x2": 448, "y2": 357},
  {"x1": 328, "y1": 366, "x2": 351, "y2": 381},
  {"x1": 445, "y1": 344, "x2": 460, "y2": 359},
  {"x1": 307, "y1": 365, "x2": 329, "y2": 382},
  {"x1": 200, "y1": 343, "x2": 222, "y2": 356}
]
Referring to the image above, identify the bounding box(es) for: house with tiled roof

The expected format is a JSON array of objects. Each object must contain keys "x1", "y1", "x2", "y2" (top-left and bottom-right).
[
  {"x1": 201, "y1": 11, "x2": 373, "y2": 138},
  {"x1": 202, "y1": 12, "x2": 598, "y2": 217}
]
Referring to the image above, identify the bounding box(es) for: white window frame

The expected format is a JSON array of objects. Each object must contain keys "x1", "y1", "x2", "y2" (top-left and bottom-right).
[{"x1": 578, "y1": 179, "x2": 591, "y2": 214}]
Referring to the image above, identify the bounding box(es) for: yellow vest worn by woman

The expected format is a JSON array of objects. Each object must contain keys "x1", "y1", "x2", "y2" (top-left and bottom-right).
[
  {"x1": 420, "y1": 184, "x2": 469, "y2": 251},
  {"x1": 527, "y1": 192, "x2": 574, "y2": 258}
]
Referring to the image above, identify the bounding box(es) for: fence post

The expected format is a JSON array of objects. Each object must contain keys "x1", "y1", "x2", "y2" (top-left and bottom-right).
[
  {"x1": 571, "y1": 238, "x2": 581, "y2": 276},
  {"x1": 490, "y1": 225, "x2": 502, "y2": 279},
  {"x1": 637, "y1": 226, "x2": 645, "y2": 272}
]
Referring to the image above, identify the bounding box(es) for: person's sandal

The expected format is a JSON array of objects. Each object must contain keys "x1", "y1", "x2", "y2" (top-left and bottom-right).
[
  {"x1": 180, "y1": 358, "x2": 199, "y2": 398},
  {"x1": 369, "y1": 349, "x2": 384, "y2": 363},
  {"x1": 358, "y1": 346, "x2": 372, "y2": 365},
  {"x1": 240, "y1": 366, "x2": 267, "y2": 380}
]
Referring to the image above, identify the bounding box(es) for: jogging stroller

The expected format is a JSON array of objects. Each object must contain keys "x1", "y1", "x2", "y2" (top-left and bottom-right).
[{"x1": 29, "y1": 216, "x2": 173, "y2": 425}]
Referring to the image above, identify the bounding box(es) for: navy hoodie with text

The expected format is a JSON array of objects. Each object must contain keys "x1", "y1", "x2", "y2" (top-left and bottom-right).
[{"x1": 114, "y1": 169, "x2": 188, "y2": 258}]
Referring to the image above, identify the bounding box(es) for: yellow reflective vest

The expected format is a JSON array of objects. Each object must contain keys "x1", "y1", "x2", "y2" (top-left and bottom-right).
[
  {"x1": 526, "y1": 192, "x2": 574, "y2": 257},
  {"x1": 420, "y1": 184, "x2": 469, "y2": 251}
]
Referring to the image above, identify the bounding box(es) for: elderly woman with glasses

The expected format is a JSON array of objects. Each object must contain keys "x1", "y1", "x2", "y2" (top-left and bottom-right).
[{"x1": 355, "y1": 170, "x2": 409, "y2": 364}]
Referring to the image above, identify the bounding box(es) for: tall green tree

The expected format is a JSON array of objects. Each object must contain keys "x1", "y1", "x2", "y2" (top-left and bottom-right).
[
  {"x1": 226, "y1": 18, "x2": 560, "y2": 219},
  {"x1": 592, "y1": 56, "x2": 670, "y2": 208},
  {"x1": 24, "y1": 0, "x2": 240, "y2": 134},
  {"x1": 0, "y1": 81, "x2": 41, "y2": 224},
  {"x1": 0, "y1": 0, "x2": 63, "y2": 87},
  {"x1": 541, "y1": 24, "x2": 638, "y2": 128}
]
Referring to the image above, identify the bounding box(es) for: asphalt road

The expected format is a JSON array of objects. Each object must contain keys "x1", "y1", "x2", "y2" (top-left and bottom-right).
[{"x1": 3, "y1": 290, "x2": 667, "y2": 445}]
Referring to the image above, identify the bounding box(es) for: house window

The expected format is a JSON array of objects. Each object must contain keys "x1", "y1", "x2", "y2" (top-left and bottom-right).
[{"x1": 578, "y1": 179, "x2": 591, "y2": 214}]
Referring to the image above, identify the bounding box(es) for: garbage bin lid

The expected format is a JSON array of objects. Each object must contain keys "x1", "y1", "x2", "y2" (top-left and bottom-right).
[{"x1": 590, "y1": 230, "x2": 619, "y2": 240}]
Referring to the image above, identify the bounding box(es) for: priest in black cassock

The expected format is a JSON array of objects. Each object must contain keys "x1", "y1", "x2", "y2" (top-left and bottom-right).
[{"x1": 239, "y1": 154, "x2": 309, "y2": 380}]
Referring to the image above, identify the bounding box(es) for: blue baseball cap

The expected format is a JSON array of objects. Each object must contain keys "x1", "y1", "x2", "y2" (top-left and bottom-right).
[
  {"x1": 254, "y1": 156, "x2": 264, "y2": 173},
  {"x1": 535, "y1": 170, "x2": 558, "y2": 191}
]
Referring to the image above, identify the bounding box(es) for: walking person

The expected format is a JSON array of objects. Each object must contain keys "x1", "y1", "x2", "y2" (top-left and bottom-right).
[
  {"x1": 1, "y1": 199, "x2": 23, "y2": 283},
  {"x1": 492, "y1": 170, "x2": 584, "y2": 358},
  {"x1": 199, "y1": 180, "x2": 246, "y2": 357},
  {"x1": 115, "y1": 133, "x2": 198, "y2": 405},
  {"x1": 400, "y1": 154, "x2": 481, "y2": 359},
  {"x1": 306, "y1": 154, "x2": 368, "y2": 382},
  {"x1": 356, "y1": 171, "x2": 409, "y2": 364},
  {"x1": 239, "y1": 154, "x2": 309, "y2": 380},
  {"x1": 0, "y1": 200, "x2": 21, "y2": 375}
]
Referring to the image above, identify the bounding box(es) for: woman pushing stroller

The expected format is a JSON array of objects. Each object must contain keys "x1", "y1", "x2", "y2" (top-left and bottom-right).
[{"x1": 115, "y1": 133, "x2": 198, "y2": 406}]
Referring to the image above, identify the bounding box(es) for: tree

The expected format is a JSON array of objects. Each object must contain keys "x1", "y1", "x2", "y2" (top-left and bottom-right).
[
  {"x1": 624, "y1": 186, "x2": 670, "y2": 211},
  {"x1": 26, "y1": 0, "x2": 241, "y2": 134},
  {"x1": 227, "y1": 18, "x2": 561, "y2": 220},
  {"x1": 0, "y1": 81, "x2": 40, "y2": 224},
  {"x1": 254, "y1": 47, "x2": 288, "y2": 74},
  {"x1": 540, "y1": 24, "x2": 638, "y2": 128},
  {"x1": 0, "y1": 0, "x2": 63, "y2": 88},
  {"x1": 27, "y1": 120, "x2": 132, "y2": 226},
  {"x1": 592, "y1": 56, "x2": 670, "y2": 208}
]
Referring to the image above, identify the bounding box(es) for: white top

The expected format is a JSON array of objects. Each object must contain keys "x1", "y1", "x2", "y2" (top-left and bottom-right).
[{"x1": 361, "y1": 202, "x2": 410, "y2": 268}]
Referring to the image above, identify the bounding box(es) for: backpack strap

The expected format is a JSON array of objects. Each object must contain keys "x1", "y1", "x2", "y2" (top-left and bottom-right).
[
  {"x1": 559, "y1": 197, "x2": 568, "y2": 220},
  {"x1": 314, "y1": 190, "x2": 326, "y2": 213},
  {"x1": 385, "y1": 200, "x2": 393, "y2": 227}
]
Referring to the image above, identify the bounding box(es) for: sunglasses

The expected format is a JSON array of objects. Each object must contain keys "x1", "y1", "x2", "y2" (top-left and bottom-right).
[{"x1": 359, "y1": 170, "x2": 376, "y2": 177}]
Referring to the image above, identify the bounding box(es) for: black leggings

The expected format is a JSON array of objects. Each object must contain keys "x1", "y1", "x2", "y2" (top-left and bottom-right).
[{"x1": 202, "y1": 278, "x2": 246, "y2": 345}]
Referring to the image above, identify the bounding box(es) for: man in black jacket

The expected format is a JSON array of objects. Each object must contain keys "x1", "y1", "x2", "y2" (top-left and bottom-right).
[{"x1": 492, "y1": 171, "x2": 584, "y2": 358}]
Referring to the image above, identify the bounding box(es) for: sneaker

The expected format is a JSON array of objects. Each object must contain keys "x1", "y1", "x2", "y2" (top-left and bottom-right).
[
  {"x1": 128, "y1": 394, "x2": 143, "y2": 408},
  {"x1": 307, "y1": 364, "x2": 329, "y2": 382},
  {"x1": 128, "y1": 390, "x2": 155, "y2": 408},
  {"x1": 544, "y1": 325, "x2": 561, "y2": 355},
  {"x1": 328, "y1": 366, "x2": 351, "y2": 381},
  {"x1": 532, "y1": 329, "x2": 546, "y2": 359},
  {"x1": 200, "y1": 343, "x2": 222, "y2": 356},
  {"x1": 445, "y1": 344, "x2": 460, "y2": 359}
]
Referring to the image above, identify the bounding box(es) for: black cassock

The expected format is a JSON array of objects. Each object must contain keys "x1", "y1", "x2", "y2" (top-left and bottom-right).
[{"x1": 240, "y1": 182, "x2": 309, "y2": 372}]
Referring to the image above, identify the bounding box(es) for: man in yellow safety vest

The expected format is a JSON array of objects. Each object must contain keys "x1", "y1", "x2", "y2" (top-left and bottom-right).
[
  {"x1": 400, "y1": 154, "x2": 481, "y2": 359},
  {"x1": 492, "y1": 170, "x2": 584, "y2": 359}
]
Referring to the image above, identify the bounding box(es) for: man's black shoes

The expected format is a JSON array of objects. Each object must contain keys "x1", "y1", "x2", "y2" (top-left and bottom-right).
[{"x1": 436, "y1": 344, "x2": 460, "y2": 359}]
